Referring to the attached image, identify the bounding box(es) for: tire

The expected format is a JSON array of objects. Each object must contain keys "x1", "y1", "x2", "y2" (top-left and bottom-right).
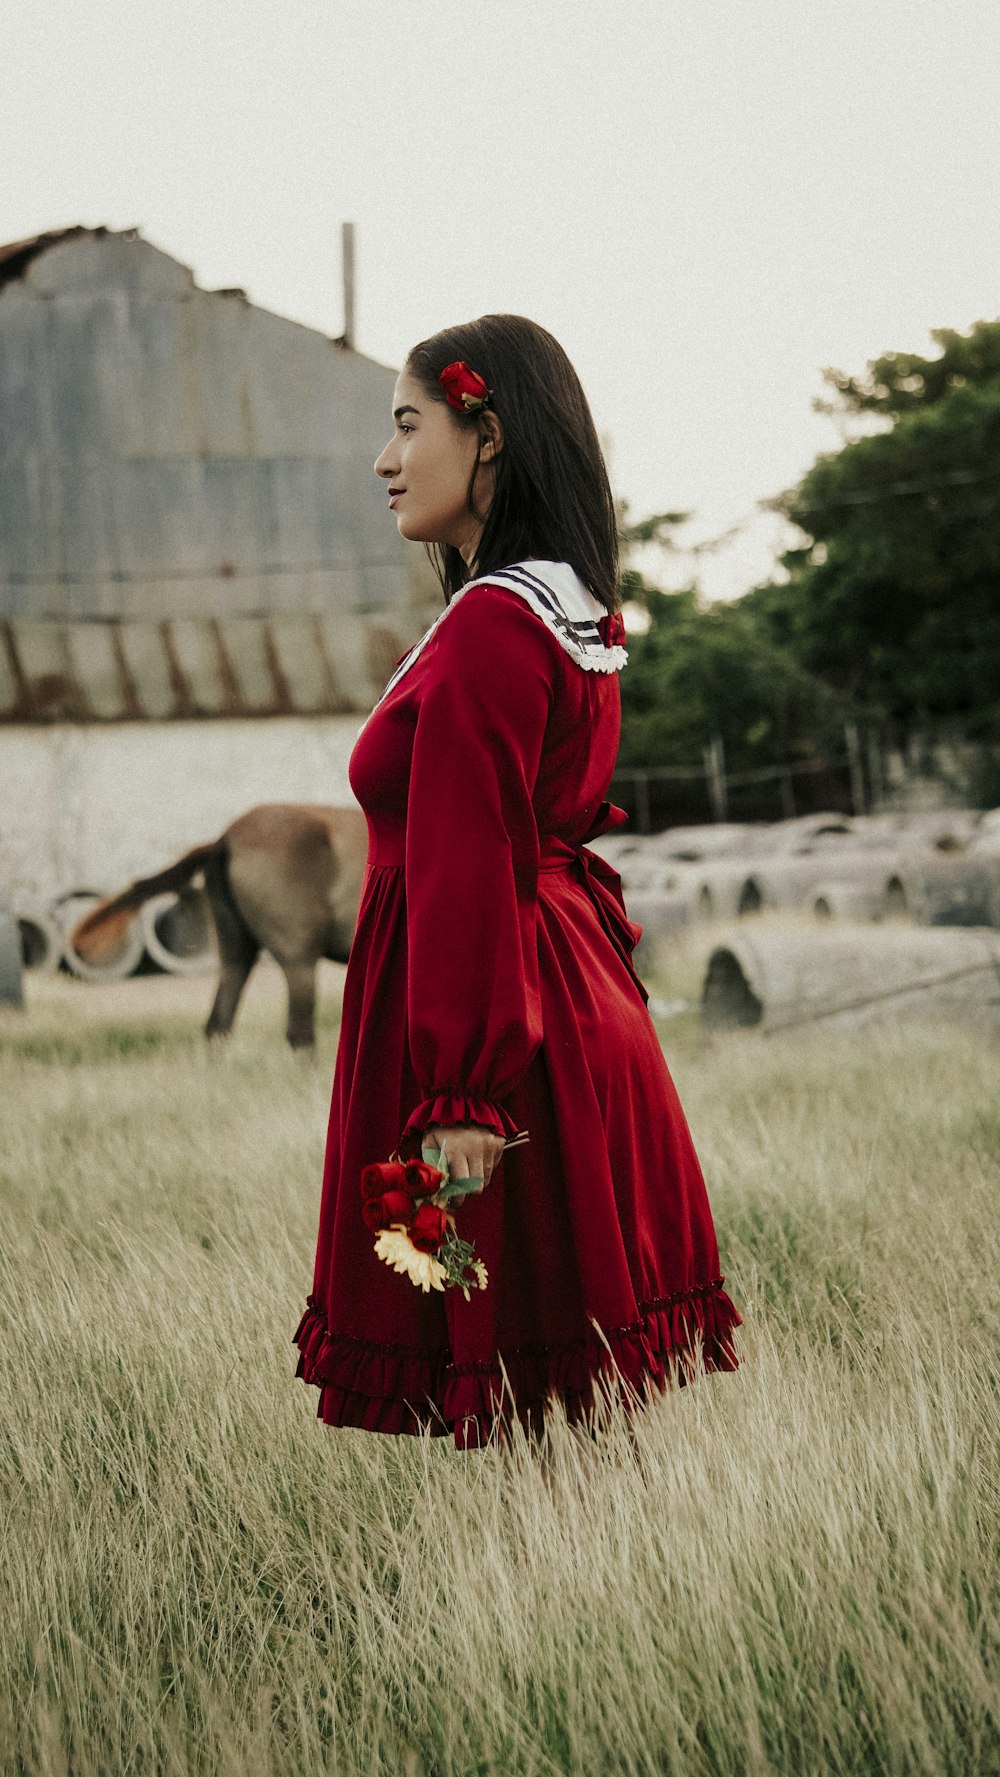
[
  {"x1": 141, "y1": 888, "x2": 216, "y2": 975},
  {"x1": 52, "y1": 890, "x2": 148, "y2": 982},
  {"x1": 16, "y1": 906, "x2": 62, "y2": 974}
]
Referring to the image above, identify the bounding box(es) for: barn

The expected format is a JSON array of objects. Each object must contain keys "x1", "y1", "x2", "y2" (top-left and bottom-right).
[{"x1": 0, "y1": 225, "x2": 436, "y2": 930}]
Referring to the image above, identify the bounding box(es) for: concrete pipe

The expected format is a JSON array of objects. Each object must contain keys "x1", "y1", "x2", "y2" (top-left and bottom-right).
[
  {"x1": 689, "y1": 861, "x2": 768, "y2": 922},
  {"x1": 54, "y1": 890, "x2": 147, "y2": 982},
  {"x1": 626, "y1": 887, "x2": 694, "y2": 969},
  {"x1": 16, "y1": 904, "x2": 63, "y2": 974},
  {"x1": 810, "y1": 881, "x2": 885, "y2": 922},
  {"x1": 0, "y1": 888, "x2": 24, "y2": 1009},
  {"x1": 141, "y1": 887, "x2": 216, "y2": 975},
  {"x1": 896, "y1": 854, "x2": 1000, "y2": 928},
  {"x1": 751, "y1": 846, "x2": 903, "y2": 914},
  {"x1": 702, "y1": 924, "x2": 1000, "y2": 1039},
  {"x1": 807, "y1": 855, "x2": 918, "y2": 923}
]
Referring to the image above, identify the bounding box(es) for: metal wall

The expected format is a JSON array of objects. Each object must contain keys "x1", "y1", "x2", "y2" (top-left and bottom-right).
[{"x1": 0, "y1": 228, "x2": 432, "y2": 643}]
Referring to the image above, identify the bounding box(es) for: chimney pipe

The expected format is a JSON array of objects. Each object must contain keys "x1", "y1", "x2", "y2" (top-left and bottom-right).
[{"x1": 341, "y1": 221, "x2": 356, "y2": 351}]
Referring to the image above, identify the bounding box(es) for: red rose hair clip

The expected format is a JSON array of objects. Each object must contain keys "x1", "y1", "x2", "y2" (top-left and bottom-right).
[{"x1": 439, "y1": 360, "x2": 492, "y2": 413}]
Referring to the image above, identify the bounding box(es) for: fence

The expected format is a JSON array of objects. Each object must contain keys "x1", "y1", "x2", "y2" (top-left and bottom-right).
[
  {"x1": 612, "y1": 730, "x2": 864, "y2": 833},
  {"x1": 612, "y1": 727, "x2": 1000, "y2": 834}
]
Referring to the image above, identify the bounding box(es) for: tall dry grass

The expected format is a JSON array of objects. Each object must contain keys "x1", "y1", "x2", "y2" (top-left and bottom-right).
[{"x1": 1, "y1": 963, "x2": 998, "y2": 1775}]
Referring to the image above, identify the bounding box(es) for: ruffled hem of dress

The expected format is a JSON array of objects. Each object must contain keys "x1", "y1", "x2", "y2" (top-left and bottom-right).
[
  {"x1": 399, "y1": 1091, "x2": 520, "y2": 1156},
  {"x1": 293, "y1": 1280, "x2": 742, "y2": 1450}
]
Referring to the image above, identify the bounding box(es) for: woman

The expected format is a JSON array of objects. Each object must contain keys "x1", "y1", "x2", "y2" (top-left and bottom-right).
[{"x1": 294, "y1": 315, "x2": 740, "y2": 1447}]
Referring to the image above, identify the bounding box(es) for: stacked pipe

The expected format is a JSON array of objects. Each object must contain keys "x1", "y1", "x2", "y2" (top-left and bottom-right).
[
  {"x1": 15, "y1": 886, "x2": 216, "y2": 980},
  {"x1": 702, "y1": 925, "x2": 1000, "y2": 1039}
]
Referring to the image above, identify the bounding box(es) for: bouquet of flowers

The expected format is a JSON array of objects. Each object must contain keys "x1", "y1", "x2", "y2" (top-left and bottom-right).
[{"x1": 361, "y1": 1132, "x2": 528, "y2": 1298}]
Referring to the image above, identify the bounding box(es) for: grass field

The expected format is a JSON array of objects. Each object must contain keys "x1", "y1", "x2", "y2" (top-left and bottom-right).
[{"x1": 1, "y1": 959, "x2": 998, "y2": 1776}]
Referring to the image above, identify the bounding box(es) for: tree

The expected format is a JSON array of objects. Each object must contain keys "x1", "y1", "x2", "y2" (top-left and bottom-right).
[
  {"x1": 749, "y1": 319, "x2": 1000, "y2": 738},
  {"x1": 618, "y1": 585, "x2": 839, "y2": 775}
]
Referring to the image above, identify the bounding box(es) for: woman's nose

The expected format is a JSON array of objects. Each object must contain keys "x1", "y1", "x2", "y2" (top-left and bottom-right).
[{"x1": 374, "y1": 441, "x2": 396, "y2": 478}]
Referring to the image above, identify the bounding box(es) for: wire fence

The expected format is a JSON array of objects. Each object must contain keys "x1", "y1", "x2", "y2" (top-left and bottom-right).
[
  {"x1": 612, "y1": 725, "x2": 872, "y2": 832},
  {"x1": 613, "y1": 726, "x2": 1000, "y2": 833}
]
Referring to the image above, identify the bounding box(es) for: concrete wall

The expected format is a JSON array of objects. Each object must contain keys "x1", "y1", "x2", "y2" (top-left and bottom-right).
[{"x1": 0, "y1": 717, "x2": 364, "y2": 907}]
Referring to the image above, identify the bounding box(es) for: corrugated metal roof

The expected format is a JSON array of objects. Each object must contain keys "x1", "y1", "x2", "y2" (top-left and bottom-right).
[{"x1": 0, "y1": 615, "x2": 421, "y2": 721}]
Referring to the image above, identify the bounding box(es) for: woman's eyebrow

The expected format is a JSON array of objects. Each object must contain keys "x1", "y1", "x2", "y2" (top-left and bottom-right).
[{"x1": 393, "y1": 403, "x2": 420, "y2": 420}]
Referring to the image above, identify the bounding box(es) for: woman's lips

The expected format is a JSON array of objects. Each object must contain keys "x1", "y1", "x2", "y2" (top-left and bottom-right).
[{"x1": 388, "y1": 487, "x2": 404, "y2": 509}]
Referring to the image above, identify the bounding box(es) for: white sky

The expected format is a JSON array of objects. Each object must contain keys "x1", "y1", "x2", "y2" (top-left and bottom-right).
[{"x1": 4, "y1": 0, "x2": 1000, "y2": 599}]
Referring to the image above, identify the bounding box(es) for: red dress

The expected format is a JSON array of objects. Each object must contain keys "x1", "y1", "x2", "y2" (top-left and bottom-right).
[{"x1": 294, "y1": 571, "x2": 740, "y2": 1447}]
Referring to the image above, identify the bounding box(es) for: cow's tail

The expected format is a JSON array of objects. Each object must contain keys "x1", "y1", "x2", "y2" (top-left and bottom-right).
[{"x1": 71, "y1": 842, "x2": 220, "y2": 963}]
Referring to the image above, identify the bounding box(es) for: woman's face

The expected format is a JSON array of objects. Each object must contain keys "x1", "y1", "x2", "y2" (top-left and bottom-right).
[{"x1": 374, "y1": 370, "x2": 495, "y2": 564}]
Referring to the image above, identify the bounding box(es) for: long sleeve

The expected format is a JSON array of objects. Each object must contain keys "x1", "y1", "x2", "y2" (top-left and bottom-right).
[{"x1": 399, "y1": 587, "x2": 556, "y2": 1149}]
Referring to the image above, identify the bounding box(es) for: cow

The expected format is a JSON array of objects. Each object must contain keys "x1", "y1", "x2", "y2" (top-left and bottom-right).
[{"x1": 71, "y1": 804, "x2": 369, "y2": 1049}]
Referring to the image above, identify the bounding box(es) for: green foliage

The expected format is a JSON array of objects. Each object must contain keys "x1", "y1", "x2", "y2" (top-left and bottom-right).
[
  {"x1": 819, "y1": 317, "x2": 1000, "y2": 419},
  {"x1": 754, "y1": 318, "x2": 1000, "y2": 736},
  {"x1": 618, "y1": 504, "x2": 691, "y2": 550},
  {"x1": 618, "y1": 586, "x2": 839, "y2": 773}
]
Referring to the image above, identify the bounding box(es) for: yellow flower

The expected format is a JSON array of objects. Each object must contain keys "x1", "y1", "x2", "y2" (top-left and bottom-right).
[
  {"x1": 471, "y1": 1260, "x2": 489, "y2": 1291},
  {"x1": 374, "y1": 1228, "x2": 447, "y2": 1293}
]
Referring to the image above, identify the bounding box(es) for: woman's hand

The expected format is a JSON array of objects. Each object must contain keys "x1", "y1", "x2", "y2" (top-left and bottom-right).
[{"x1": 426, "y1": 1123, "x2": 505, "y2": 1194}]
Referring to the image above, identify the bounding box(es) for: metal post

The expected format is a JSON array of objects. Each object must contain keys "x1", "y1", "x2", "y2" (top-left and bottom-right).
[
  {"x1": 341, "y1": 221, "x2": 356, "y2": 351},
  {"x1": 0, "y1": 888, "x2": 24, "y2": 1009},
  {"x1": 867, "y1": 731, "x2": 885, "y2": 809},
  {"x1": 845, "y1": 721, "x2": 866, "y2": 815},
  {"x1": 704, "y1": 735, "x2": 728, "y2": 822}
]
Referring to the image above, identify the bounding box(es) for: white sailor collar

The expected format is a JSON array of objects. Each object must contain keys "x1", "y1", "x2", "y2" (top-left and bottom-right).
[{"x1": 372, "y1": 559, "x2": 627, "y2": 715}]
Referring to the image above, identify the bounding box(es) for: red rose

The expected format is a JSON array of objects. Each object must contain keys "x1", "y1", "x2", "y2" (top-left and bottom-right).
[
  {"x1": 362, "y1": 1188, "x2": 414, "y2": 1232},
  {"x1": 402, "y1": 1158, "x2": 445, "y2": 1200},
  {"x1": 408, "y1": 1201, "x2": 449, "y2": 1253},
  {"x1": 361, "y1": 1160, "x2": 409, "y2": 1202},
  {"x1": 598, "y1": 612, "x2": 626, "y2": 649},
  {"x1": 438, "y1": 360, "x2": 491, "y2": 413}
]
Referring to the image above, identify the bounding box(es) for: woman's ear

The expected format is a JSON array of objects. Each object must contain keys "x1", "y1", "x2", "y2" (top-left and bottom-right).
[{"x1": 479, "y1": 410, "x2": 504, "y2": 463}]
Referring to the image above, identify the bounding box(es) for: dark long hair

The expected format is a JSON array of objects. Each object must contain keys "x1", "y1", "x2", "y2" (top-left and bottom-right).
[{"x1": 406, "y1": 314, "x2": 620, "y2": 612}]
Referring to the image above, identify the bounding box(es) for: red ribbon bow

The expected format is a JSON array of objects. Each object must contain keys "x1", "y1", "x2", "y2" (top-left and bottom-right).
[
  {"x1": 439, "y1": 360, "x2": 492, "y2": 413},
  {"x1": 598, "y1": 612, "x2": 627, "y2": 648},
  {"x1": 538, "y1": 802, "x2": 648, "y2": 1006}
]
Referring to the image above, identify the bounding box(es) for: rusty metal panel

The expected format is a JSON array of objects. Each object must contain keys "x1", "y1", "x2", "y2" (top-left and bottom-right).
[
  {"x1": 217, "y1": 620, "x2": 279, "y2": 712},
  {"x1": 0, "y1": 615, "x2": 428, "y2": 721},
  {"x1": 0, "y1": 629, "x2": 20, "y2": 715},
  {"x1": 65, "y1": 625, "x2": 127, "y2": 719},
  {"x1": 165, "y1": 620, "x2": 228, "y2": 715},
  {"x1": 117, "y1": 624, "x2": 176, "y2": 719},
  {"x1": 268, "y1": 616, "x2": 333, "y2": 713},
  {"x1": 320, "y1": 612, "x2": 386, "y2": 710},
  {"x1": 7, "y1": 622, "x2": 85, "y2": 719}
]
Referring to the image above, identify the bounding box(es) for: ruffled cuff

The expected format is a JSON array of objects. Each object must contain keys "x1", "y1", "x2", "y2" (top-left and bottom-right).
[{"x1": 399, "y1": 1090, "x2": 520, "y2": 1157}]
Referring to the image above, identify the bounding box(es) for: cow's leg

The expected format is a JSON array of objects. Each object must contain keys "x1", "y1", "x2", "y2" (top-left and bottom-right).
[
  {"x1": 283, "y1": 961, "x2": 317, "y2": 1051},
  {"x1": 204, "y1": 857, "x2": 260, "y2": 1041},
  {"x1": 206, "y1": 948, "x2": 258, "y2": 1041}
]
